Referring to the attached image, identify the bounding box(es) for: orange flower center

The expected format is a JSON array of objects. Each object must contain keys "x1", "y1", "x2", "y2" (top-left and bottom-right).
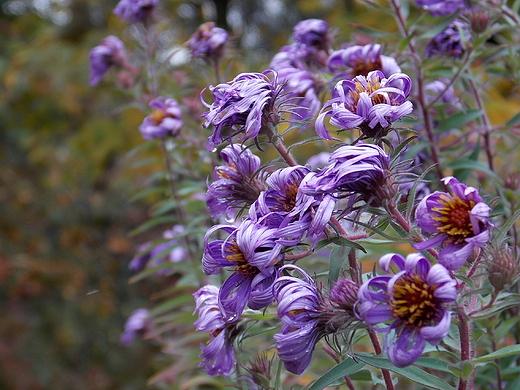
[
  {"x1": 432, "y1": 194, "x2": 475, "y2": 244},
  {"x1": 226, "y1": 241, "x2": 258, "y2": 276},
  {"x1": 390, "y1": 274, "x2": 439, "y2": 328}
]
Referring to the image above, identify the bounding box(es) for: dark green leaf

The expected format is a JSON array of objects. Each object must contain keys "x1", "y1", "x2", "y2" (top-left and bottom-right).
[
  {"x1": 473, "y1": 345, "x2": 520, "y2": 363},
  {"x1": 308, "y1": 358, "x2": 365, "y2": 390},
  {"x1": 434, "y1": 110, "x2": 484, "y2": 134},
  {"x1": 315, "y1": 236, "x2": 367, "y2": 252}
]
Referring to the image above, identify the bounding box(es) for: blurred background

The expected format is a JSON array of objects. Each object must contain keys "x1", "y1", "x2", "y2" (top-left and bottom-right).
[{"x1": 0, "y1": 0, "x2": 377, "y2": 388}]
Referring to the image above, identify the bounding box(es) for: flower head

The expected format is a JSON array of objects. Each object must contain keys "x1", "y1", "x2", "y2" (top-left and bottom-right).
[
  {"x1": 113, "y1": 0, "x2": 157, "y2": 23},
  {"x1": 120, "y1": 308, "x2": 150, "y2": 345},
  {"x1": 293, "y1": 19, "x2": 330, "y2": 52},
  {"x1": 186, "y1": 22, "x2": 229, "y2": 62},
  {"x1": 206, "y1": 144, "x2": 266, "y2": 219},
  {"x1": 414, "y1": 0, "x2": 466, "y2": 16},
  {"x1": 425, "y1": 20, "x2": 471, "y2": 59},
  {"x1": 89, "y1": 36, "x2": 127, "y2": 86},
  {"x1": 203, "y1": 218, "x2": 284, "y2": 321},
  {"x1": 301, "y1": 143, "x2": 394, "y2": 207},
  {"x1": 328, "y1": 44, "x2": 401, "y2": 80},
  {"x1": 139, "y1": 97, "x2": 182, "y2": 140},
  {"x1": 357, "y1": 253, "x2": 457, "y2": 367},
  {"x1": 201, "y1": 71, "x2": 280, "y2": 151},
  {"x1": 413, "y1": 176, "x2": 492, "y2": 270},
  {"x1": 193, "y1": 285, "x2": 239, "y2": 376},
  {"x1": 316, "y1": 70, "x2": 413, "y2": 140},
  {"x1": 424, "y1": 79, "x2": 461, "y2": 107},
  {"x1": 273, "y1": 266, "x2": 326, "y2": 374}
]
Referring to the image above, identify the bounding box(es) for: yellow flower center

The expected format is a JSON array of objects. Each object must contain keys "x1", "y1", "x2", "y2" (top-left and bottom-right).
[
  {"x1": 348, "y1": 78, "x2": 386, "y2": 112},
  {"x1": 390, "y1": 274, "x2": 439, "y2": 328},
  {"x1": 150, "y1": 109, "x2": 166, "y2": 125},
  {"x1": 226, "y1": 241, "x2": 258, "y2": 276},
  {"x1": 350, "y1": 57, "x2": 382, "y2": 77},
  {"x1": 432, "y1": 194, "x2": 475, "y2": 244}
]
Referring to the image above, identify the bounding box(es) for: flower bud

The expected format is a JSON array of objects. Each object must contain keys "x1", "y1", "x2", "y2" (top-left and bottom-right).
[
  {"x1": 486, "y1": 245, "x2": 520, "y2": 292},
  {"x1": 330, "y1": 277, "x2": 359, "y2": 312},
  {"x1": 471, "y1": 10, "x2": 489, "y2": 34}
]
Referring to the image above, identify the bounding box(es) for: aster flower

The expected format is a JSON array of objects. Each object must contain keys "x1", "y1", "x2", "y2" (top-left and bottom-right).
[
  {"x1": 293, "y1": 19, "x2": 330, "y2": 52},
  {"x1": 193, "y1": 285, "x2": 239, "y2": 376},
  {"x1": 273, "y1": 266, "x2": 326, "y2": 375},
  {"x1": 138, "y1": 97, "x2": 182, "y2": 140},
  {"x1": 202, "y1": 218, "x2": 285, "y2": 321},
  {"x1": 328, "y1": 44, "x2": 401, "y2": 80},
  {"x1": 89, "y1": 36, "x2": 127, "y2": 86},
  {"x1": 301, "y1": 143, "x2": 395, "y2": 207},
  {"x1": 113, "y1": 0, "x2": 157, "y2": 23},
  {"x1": 315, "y1": 70, "x2": 413, "y2": 140},
  {"x1": 413, "y1": 176, "x2": 492, "y2": 271},
  {"x1": 425, "y1": 20, "x2": 471, "y2": 59},
  {"x1": 414, "y1": 0, "x2": 466, "y2": 16},
  {"x1": 357, "y1": 253, "x2": 457, "y2": 367},
  {"x1": 270, "y1": 46, "x2": 323, "y2": 120},
  {"x1": 201, "y1": 71, "x2": 280, "y2": 152},
  {"x1": 206, "y1": 144, "x2": 266, "y2": 219},
  {"x1": 120, "y1": 308, "x2": 150, "y2": 345},
  {"x1": 424, "y1": 79, "x2": 461, "y2": 108},
  {"x1": 186, "y1": 22, "x2": 229, "y2": 62},
  {"x1": 129, "y1": 225, "x2": 187, "y2": 273}
]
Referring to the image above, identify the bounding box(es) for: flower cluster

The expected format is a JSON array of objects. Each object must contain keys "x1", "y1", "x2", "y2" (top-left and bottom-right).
[{"x1": 425, "y1": 20, "x2": 471, "y2": 59}]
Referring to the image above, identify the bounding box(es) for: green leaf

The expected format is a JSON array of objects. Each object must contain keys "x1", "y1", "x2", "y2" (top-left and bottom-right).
[
  {"x1": 473, "y1": 345, "x2": 520, "y2": 364},
  {"x1": 413, "y1": 357, "x2": 454, "y2": 374},
  {"x1": 128, "y1": 215, "x2": 178, "y2": 236},
  {"x1": 494, "y1": 205, "x2": 520, "y2": 244},
  {"x1": 315, "y1": 236, "x2": 367, "y2": 252},
  {"x1": 445, "y1": 158, "x2": 500, "y2": 181},
  {"x1": 328, "y1": 245, "x2": 348, "y2": 285},
  {"x1": 356, "y1": 353, "x2": 455, "y2": 390},
  {"x1": 434, "y1": 110, "x2": 484, "y2": 134},
  {"x1": 471, "y1": 294, "x2": 520, "y2": 319},
  {"x1": 308, "y1": 359, "x2": 365, "y2": 390}
]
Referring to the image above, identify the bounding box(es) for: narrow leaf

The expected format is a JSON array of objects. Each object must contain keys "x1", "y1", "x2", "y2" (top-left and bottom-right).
[
  {"x1": 472, "y1": 345, "x2": 520, "y2": 363},
  {"x1": 434, "y1": 110, "x2": 484, "y2": 134},
  {"x1": 309, "y1": 359, "x2": 365, "y2": 390}
]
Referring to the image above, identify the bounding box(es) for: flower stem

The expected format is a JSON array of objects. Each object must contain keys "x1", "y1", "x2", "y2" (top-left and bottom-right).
[
  {"x1": 457, "y1": 313, "x2": 474, "y2": 390},
  {"x1": 267, "y1": 124, "x2": 298, "y2": 166},
  {"x1": 368, "y1": 329, "x2": 395, "y2": 390}
]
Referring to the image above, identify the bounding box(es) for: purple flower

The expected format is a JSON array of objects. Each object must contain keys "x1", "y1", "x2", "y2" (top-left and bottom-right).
[
  {"x1": 201, "y1": 71, "x2": 280, "y2": 152},
  {"x1": 293, "y1": 19, "x2": 330, "y2": 52},
  {"x1": 413, "y1": 176, "x2": 492, "y2": 271},
  {"x1": 357, "y1": 253, "x2": 457, "y2": 367},
  {"x1": 273, "y1": 266, "x2": 326, "y2": 374},
  {"x1": 315, "y1": 70, "x2": 413, "y2": 140},
  {"x1": 301, "y1": 144, "x2": 394, "y2": 207},
  {"x1": 425, "y1": 20, "x2": 471, "y2": 59},
  {"x1": 270, "y1": 46, "x2": 323, "y2": 120},
  {"x1": 414, "y1": 0, "x2": 466, "y2": 16},
  {"x1": 139, "y1": 97, "x2": 182, "y2": 140},
  {"x1": 328, "y1": 44, "x2": 401, "y2": 80},
  {"x1": 113, "y1": 0, "x2": 157, "y2": 23},
  {"x1": 193, "y1": 285, "x2": 238, "y2": 376},
  {"x1": 202, "y1": 218, "x2": 283, "y2": 321},
  {"x1": 424, "y1": 79, "x2": 461, "y2": 107},
  {"x1": 186, "y1": 22, "x2": 229, "y2": 62},
  {"x1": 120, "y1": 308, "x2": 150, "y2": 345},
  {"x1": 129, "y1": 226, "x2": 187, "y2": 273},
  {"x1": 206, "y1": 144, "x2": 266, "y2": 219},
  {"x1": 89, "y1": 36, "x2": 127, "y2": 86}
]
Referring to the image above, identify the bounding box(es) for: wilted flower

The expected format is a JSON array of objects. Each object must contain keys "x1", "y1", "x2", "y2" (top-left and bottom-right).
[
  {"x1": 89, "y1": 36, "x2": 127, "y2": 86},
  {"x1": 413, "y1": 176, "x2": 492, "y2": 271},
  {"x1": 201, "y1": 71, "x2": 281, "y2": 151},
  {"x1": 328, "y1": 44, "x2": 401, "y2": 80},
  {"x1": 139, "y1": 97, "x2": 182, "y2": 140},
  {"x1": 186, "y1": 22, "x2": 229, "y2": 62},
  {"x1": 357, "y1": 253, "x2": 457, "y2": 367},
  {"x1": 206, "y1": 144, "x2": 266, "y2": 219},
  {"x1": 202, "y1": 218, "x2": 285, "y2": 321},
  {"x1": 113, "y1": 0, "x2": 157, "y2": 23},
  {"x1": 315, "y1": 70, "x2": 413, "y2": 140},
  {"x1": 120, "y1": 308, "x2": 150, "y2": 345},
  {"x1": 425, "y1": 20, "x2": 471, "y2": 59},
  {"x1": 301, "y1": 144, "x2": 395, "y2": 207},
  {"x1": 273, "y1": 266, "x2": 327, "y2": 375},
  {"x1": 193, "y1": 285, "x2": 239, "y2": 376},
  {"x1": 414, "y1": 0, "x2": 466, "y2": 16}
]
